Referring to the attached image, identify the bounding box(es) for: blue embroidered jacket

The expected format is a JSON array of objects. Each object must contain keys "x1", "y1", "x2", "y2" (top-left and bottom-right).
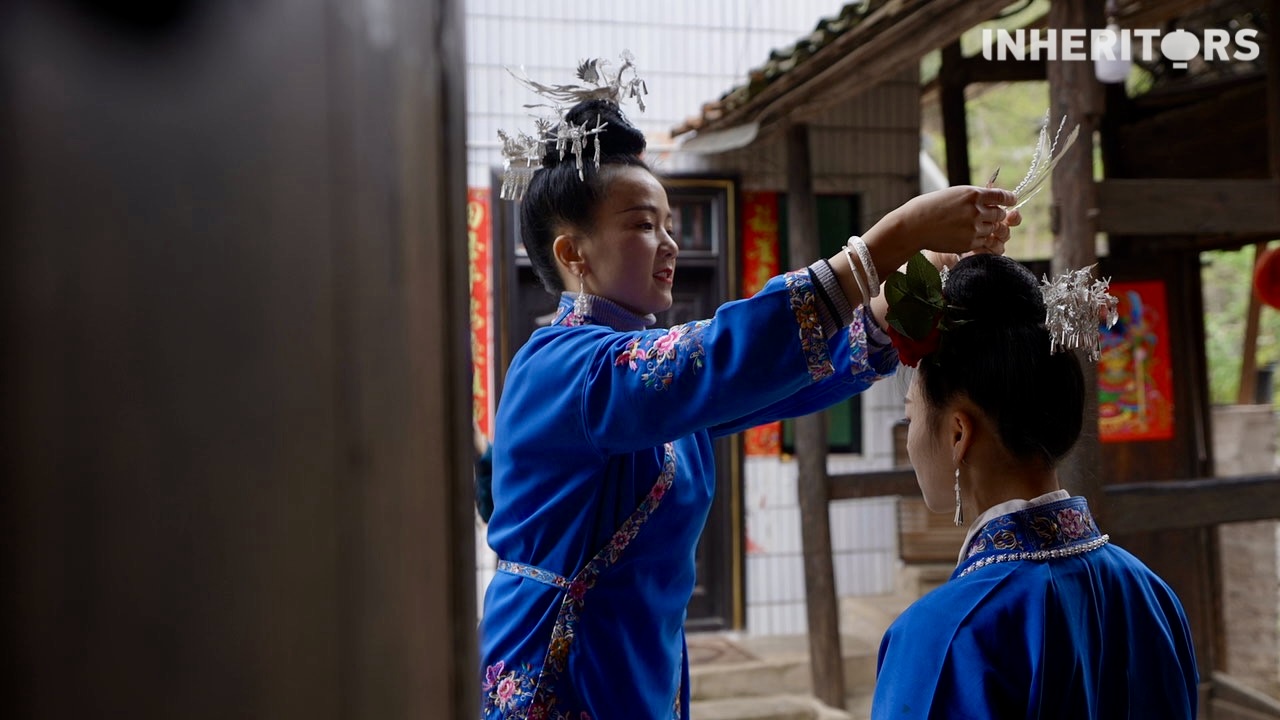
[
  {"x1": 479, "y1": 270, "x2": 897, "y2": 719},
  {"x1": 873, "y1": 496, "x2": 1199, "y2": 719}
]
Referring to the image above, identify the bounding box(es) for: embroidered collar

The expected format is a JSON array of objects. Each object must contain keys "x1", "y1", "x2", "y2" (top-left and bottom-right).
[
  {"x1": 954, "y1": 496, "x2": 1109, "y2": 579},
  {"x1": 552, "y1": 292, "x2": 657, "y2": 331},
  {"x1": 957, "y1": 489, "x2": 1070, "y2": 566}
]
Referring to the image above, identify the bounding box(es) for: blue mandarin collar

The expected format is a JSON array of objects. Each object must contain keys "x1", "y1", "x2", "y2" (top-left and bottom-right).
[
  {"x1": 553, "y1": 292, "x2": 657, "y2": 332},
  {"x1": 954, "y1": 496, "x2": 1108, "y2": 579}
]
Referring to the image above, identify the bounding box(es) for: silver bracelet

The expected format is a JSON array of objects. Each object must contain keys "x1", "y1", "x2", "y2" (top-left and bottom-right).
[
  {"x1": 842, "y1": 245, "x2": 870, "y2": 307},
  {"x1": 848, "y1": 236, "x2": 880, "y2": 298}
]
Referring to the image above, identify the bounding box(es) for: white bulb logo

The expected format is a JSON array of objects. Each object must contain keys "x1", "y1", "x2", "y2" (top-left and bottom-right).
[{"x1": 1161, "y1": 29, "x2": 1199, "y2": 69}]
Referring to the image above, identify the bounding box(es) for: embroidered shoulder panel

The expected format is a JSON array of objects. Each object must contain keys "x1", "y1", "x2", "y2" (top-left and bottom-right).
[{"x1": 613, "y1": 320, "x2": 711, "y2": 391}]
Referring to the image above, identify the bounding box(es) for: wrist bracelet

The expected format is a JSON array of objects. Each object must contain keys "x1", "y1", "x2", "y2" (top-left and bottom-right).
[
  {"x1": 843, "y1": 244, "x2": 870, "y2": 307},
  {"x1": 848, "y1": 236, "x2": 880, "y2": 298}
]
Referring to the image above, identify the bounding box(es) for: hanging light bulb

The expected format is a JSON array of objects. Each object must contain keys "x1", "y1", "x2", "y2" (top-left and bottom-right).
[{"x1": 1094, "y1": 1, "x2": 1131, "y2": 84}]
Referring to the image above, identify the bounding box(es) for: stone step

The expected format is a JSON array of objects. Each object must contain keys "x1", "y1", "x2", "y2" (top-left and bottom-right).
[
  {"x1": 689, "y1": 592, "x2": 916, "y2": 702},
  {"x1": 688, "y1": 638, "x2": 878, "y2": 701}
]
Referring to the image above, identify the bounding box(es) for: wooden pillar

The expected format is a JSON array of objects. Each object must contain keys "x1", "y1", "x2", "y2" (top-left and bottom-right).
[
  {"x1": 1, "y1": 1, "x2": 475, "y2": 718},
  {"x1": 1242, "y1": 0, "x2": 1280, "y2": 405},
  {"x1": 787, "y1": 123, "x2": 846, "y2": 709},
  {"x1": 1270, "y1": 0, "x2": 1280, "y2": 185},
  {"x1": 1239, "y1": 244, "x2": 1266, "y2": 404},
  {"x1": 940, "y1": 41, "x2": 972, "y2": 186},
  {"x1": 1048, "y1": 0, "x2": 1104, "y2": 508}
]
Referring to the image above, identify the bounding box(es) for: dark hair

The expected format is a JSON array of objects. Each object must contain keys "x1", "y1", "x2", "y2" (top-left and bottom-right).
[
  {"x1": 519, "y1": 99, "x2": 650, "y2": 294},
  {"x1": 918, "y1": 254, "x2": 1085, "y2": 467}
]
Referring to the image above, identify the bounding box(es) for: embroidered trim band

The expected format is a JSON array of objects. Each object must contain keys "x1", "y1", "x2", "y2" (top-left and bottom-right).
[
  {"x1": 496, "y1": 560, "x2": 570, "y2": 591},
  {"x1": 958, "y1": 534, "x2": 1111, "y2": 578}
]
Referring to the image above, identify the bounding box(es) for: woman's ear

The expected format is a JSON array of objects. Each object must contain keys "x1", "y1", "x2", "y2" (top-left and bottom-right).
[
  {"x1": 552, "y1": 233, "x2": 586, "y2": 277},
  {"x1": 950, "y1": 406, "x2": 976, "y2": 467}
]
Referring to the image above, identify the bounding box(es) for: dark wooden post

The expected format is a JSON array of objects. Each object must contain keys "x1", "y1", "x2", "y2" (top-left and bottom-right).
[
  {"x1": 1244, "y1": 0, "x2": 1280, "y2": 405},
  {"x1": 1048, "y1": 0, "x2": 1104, "y2": 509},
  {"x1": 940, "y1": 41, "x2": 972, "y2": 186},
  {"x1": 1239, "y1": 244, "x2": 1266, "y2": 404},
  {"x1": 1, "y1": 1, "x2": 475, "y2": 718},
  {"x1": 787, "y1": 122, "x2": 846, "y2": 709}
]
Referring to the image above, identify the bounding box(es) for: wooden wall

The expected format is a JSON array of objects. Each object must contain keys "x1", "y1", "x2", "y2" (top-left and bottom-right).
[{"x1": 1, "y1": 1, "x2": 475, "y2": 718}]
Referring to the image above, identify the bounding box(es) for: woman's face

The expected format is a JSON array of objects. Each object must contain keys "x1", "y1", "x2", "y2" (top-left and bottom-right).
[
  {"x1": 577, "y1": 166, "x2": 679, "y2": 316},
  {"x1": 905, "y1": 373, "x2": 954, "y2": 513}
]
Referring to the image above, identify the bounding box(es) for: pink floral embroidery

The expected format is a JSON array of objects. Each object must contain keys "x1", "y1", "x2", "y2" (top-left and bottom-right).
[
  {"x1": 652, "y1": 327, "x2": 683, "y2": 358},
  {"x1": 614, "y1": 322, "x2": 709, "y2": 390},
  {"x1": 482, "y1": 662, "x2": 537, "y2": 717},
  {"x1": 1057, "y1": 507, "x2": 1090, "y2": 540},
  {"x1": 568, "y1": 580, "x2": 587, "y2": 604},
  {"x1": 496, "y1": 677, "x2": 519, "y2": 709}
]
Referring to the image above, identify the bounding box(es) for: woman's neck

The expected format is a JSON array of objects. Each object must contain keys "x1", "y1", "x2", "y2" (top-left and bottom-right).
[{"x1": 961, "y1": 448, "x2": 1061, "y2": 520}]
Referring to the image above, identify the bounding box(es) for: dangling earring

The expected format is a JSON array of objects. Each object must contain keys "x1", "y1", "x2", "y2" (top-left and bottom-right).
[
  {"x1": 573, "y1": 271, "x2": 590, "y2": 318},
  {"x1": 953, "y1": 467, "x2": 964, "y2": 527}
]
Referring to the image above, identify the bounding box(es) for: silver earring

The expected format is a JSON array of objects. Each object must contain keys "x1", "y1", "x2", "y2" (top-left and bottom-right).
[
  {"x1": 953, "y1": 467, "x2": 963, "y2": 527},
  {"x1": 573, "y1": 272, "x2": 589, "y2": 318}
]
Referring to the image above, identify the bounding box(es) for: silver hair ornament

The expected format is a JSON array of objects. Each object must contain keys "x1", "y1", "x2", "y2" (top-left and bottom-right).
[
  {"x1": 1041, "y1": 265, "x2": 1120, "y2": 361},
  {"x1": 497, "y1": 51, "x2": 648, "y2": 201},
  {"x1": 982, "y1": 112, "x2": 1080, "y2": 212}
]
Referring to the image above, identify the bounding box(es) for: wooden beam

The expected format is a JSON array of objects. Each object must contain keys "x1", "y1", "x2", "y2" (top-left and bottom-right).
[
  {"x1": 1104, "y1": 475, "x2": 1280, "y2": 533},
  {"x1": 832, "y1": 471, "x2": 1280, "y2": 534},
  {"x1": 1096, "y1": 179, "x2": 1280, "y2": 235},
  {"x1": 702, "y1": 0, "x2": 1013, "y2": 135},
  {"x1": 963, "y1": 56, "x2": 1048, "y2": 84},
  {"x1": 1118, "y1": 0, "x2": 1218, "y2": 29},
  {"x1": 787, "y1": 123, "x2": 846, "y2": 710},
  {"x1": 829, "y1": 469, "x2": 918, "y2": 501}
]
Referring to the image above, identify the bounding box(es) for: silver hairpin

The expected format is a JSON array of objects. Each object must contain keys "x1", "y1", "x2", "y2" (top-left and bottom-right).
[
  {"x1": 497, "y1": 51, "x2": 648, "y2": 201},
  {"x1": 1041, "y1": 265, "x2": 1120, "y2": 361},
  {"x1": 1006, "y1": 112, "x2": 1080, "y2": 211}
]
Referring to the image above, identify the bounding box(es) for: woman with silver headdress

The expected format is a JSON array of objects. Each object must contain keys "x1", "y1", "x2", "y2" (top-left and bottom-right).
[
  {"x1": 478, "y1": 56, "x2": 1020, "y2": 719},
  {"x1": 871, "y1": 254, "x2": 1198, "y2": 718}
]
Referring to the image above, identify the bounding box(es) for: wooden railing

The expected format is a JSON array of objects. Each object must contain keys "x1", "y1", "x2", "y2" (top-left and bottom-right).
[{"x1": 804, "y1": 469, "x2": 1280, "y2": 715}]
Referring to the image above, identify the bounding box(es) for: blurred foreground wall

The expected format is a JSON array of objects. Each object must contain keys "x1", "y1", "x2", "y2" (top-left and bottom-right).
[{"x1": 1, "y1": 1, "x2": 475, "y2": 717}]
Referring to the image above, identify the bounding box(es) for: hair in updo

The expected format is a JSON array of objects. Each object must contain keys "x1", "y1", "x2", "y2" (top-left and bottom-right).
[
  {"x1": 918, "y1": 254, "x2": 1085, "y2": 467},
  {"x1": 519, "y1": 99, "x2": 650, "y2": 294}
]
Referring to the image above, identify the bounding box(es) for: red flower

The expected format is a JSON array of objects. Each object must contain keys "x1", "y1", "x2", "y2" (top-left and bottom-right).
[{"x1": 886, "y1": 321, "x2": 942, "y2": 367}]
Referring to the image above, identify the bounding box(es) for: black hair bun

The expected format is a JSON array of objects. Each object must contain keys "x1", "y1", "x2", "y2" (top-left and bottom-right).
[
  {"x1": 542, "y1": 99, "x2": 646, "y2": 167},
  {"x1": 946, "y1": 254, "x2": 1044, "y2": 327}
]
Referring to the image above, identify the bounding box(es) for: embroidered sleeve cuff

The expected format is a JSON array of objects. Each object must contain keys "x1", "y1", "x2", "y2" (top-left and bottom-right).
[
  {"x1": 807, "y1": 260, "x2": 854, "y2": 337},
  {"x1": 862, "y1": 305, "x2": 892, "y2": 350}
]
